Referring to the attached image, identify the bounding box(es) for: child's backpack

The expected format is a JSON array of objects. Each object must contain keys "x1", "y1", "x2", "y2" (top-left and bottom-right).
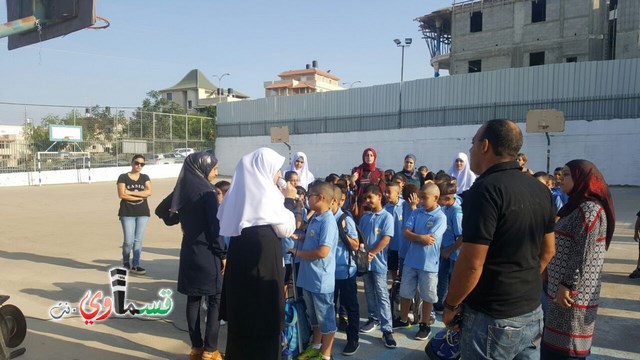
[
  {"x1": 424, "y1": 328, "x2": 461, "y2": 360},
  {"x1": 337, "y1": 213, "x2": 369, "y2": 276},
  {"x1": 281, "y1": 297, "x2": 311, "y2": 358}
]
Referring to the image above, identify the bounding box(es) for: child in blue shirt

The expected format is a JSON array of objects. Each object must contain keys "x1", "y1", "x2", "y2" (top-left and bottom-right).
[
  {"x1": 282, "y1": 183, "x2": 308, "y2": 297},
  {"x1": 358, "y1": 185, "x2": 397, "y2": 349},
  {"x1": 332, "y1": 184, "x2": 361, "y2": 355},
  {"x1": 288, "y1": 182, "x2": 338, "y2": 360},
  {"x1": 398, "y1": 183, "x2": 420, "y2": 273},
  {"x1": 384, "y1": 183, "x2": 405, "y2": 279},
  {"x1": 395, "y1": 182, "x2": 447, "y2": 341},
  {"x1": 433, "y1": 180, "x2": 463, "y2": 314}
]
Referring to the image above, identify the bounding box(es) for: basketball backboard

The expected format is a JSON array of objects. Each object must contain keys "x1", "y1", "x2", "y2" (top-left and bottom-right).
[
  {"x1": 49, "y1": 125, "x2": 83, "y2": 142},
  {"x1": 271, "y1": 126, "x2": 289, "y2": 143},
  {"x1": 6, "y1": 0, "x2": 95, "y2": 50},
  {"x1": 525, "y1": 109, "x2": 565, "y2": 133}
]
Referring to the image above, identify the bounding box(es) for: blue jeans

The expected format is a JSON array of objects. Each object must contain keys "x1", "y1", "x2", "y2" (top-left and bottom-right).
[
  {"x1": 461, "y1": 305, "x2": 543, "y2": 360},
  {"x1": 362, "y1": 271, "x2": 393, "y2": 332},
  {"x1": 303, "y1": 290, "x2": 337, "y2": 334},
  {"x1": 436, "y1": 256, "x2": 455, "y2": 307},
  {"x1": 120, "y1": 216, "x2": 149, "y2": 267}
]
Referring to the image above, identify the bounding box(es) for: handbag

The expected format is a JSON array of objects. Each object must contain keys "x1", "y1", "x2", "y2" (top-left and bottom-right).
[{"x1": 154, "y1": 191, "x2": 180, "y2": 226}]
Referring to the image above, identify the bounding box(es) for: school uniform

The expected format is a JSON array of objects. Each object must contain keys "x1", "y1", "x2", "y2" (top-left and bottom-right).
[
  {"x1": 333, "y1": 208, "x2": 360, "y2": 343},
  {"x1": 297, "y1": 209, "x2": 339, "y2": 334},
  {"x1": 384, "y1": 198, "x2": 406, "y2": 272},
  {"x1": 283, "y1": 207, "x2": 307, "y2": 283},
  {"x1": 397, "y1": 201, "x2": 414, "y2": 272},
  {"x1": 436, "y1": 203, "x2": 463, "y2": 308},
  {"x1": 401, "y1": 205, "x2": 447, "y2": 303},
  {"x1": 359, "y1": 208, "x2": 394, "y2": 332}
]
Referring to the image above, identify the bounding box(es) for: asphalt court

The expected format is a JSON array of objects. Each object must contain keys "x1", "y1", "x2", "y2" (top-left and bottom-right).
[{"x1": 1, "y1": 179, "x2": 639, "y2": 359}]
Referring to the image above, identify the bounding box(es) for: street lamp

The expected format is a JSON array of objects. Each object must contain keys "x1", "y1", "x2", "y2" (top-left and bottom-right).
[
  {"x1": 394, "y1": 38, "x2": 411, "y2": 128},
  {"x1": 212, "y1": 73, "x2": 230, "y2": 96},
  {"x1": 341, "y1": 81, "x2": 362, "y2": 88}
]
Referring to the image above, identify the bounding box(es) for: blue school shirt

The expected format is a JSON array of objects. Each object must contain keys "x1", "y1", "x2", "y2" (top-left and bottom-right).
[
  {"x1": 552, "y1": 186, "x2": 569, "y2": 204},
  {"x1": 282, "y1": 207, "x2": 307, "y2": 264},
  {"x1": 334, "y1": 208, "x2": 358, "y2": 280},
  {"x1": 297, "y1": 209, "x2": 338, "y2": 294},
  {"x1": 550, "y1": 187, "x2": 566, "y2": 214},
  {"x1": 442, "y1": 203, "x2": 463, "y2": 261},
  {"x1": 359, "y1": 208, "x2": 394, "y2": 274},
  {"x1": 384, "y1": 198, "x2": 406, "y2": 251},
  {"x1": 399, "y1": 201, "x2": 415, "y2": 259},
  {"x1": 404, "y1": 205, "x2": 447, "y2": 273}
]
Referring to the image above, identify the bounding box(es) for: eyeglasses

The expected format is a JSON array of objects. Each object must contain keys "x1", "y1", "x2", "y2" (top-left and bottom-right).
[{"x1": 133, "y1": 161, "x2": 145, "y2": 167}]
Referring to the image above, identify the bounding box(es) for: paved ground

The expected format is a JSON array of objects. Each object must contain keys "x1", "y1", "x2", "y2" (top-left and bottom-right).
[{"x1": 0, "y1": 178, "x2": 638, "y2": 359}]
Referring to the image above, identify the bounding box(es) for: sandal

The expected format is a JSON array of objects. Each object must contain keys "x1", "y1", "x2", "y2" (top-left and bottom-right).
[
  {"x1": 189, "y1": 347, "x2": 204, "y2": 360},
  {"x1": 201, "y1": 350, "x2": 223, "y2": 360}
]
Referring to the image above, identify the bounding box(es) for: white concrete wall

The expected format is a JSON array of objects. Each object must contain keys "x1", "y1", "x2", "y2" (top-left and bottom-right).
[
  {"x1": 215, "y1": 118, "x2": 640, "y2": 186},
  {"x1": 0, "y1": 164, "x2": 183, "y2": 187}
]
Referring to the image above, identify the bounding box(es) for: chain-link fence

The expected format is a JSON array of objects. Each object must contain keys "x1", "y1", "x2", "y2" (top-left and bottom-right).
[{"x1": 0, "y1": 104, "x2": 215, "y2": 173}]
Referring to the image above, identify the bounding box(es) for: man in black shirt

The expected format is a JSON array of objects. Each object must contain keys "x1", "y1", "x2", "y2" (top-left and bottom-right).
[{"x1": 443, "y1": 119, "x2": 555, "y2": 360}]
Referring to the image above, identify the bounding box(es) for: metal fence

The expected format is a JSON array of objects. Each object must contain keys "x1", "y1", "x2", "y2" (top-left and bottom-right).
[
  {"x1": 216, "y1": 94, "x2": 640, "y2": 137},
  {"x1": 0, "y1": 107, "x2": 215, "y2": 174}
]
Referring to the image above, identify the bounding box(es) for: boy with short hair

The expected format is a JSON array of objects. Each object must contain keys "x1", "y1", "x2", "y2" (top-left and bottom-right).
[
  {"x1": 534, "y1": 171, "x2": 564, "y2": 213},
  {"x1": 394, "y1": 183, "x2": 447, "y2": 341},
  {"x1": 332, "y1": 185, "x2": 361, "y2": 355},
  {"x1": 290, "y1": 182, "x2": 339, "y2": 360},
  {"x1": 433, "y1": 180, "x2": 463, "y2": 314},
  {"x1": 358, "y1": 185, "x2": 397, "y2": 349}
]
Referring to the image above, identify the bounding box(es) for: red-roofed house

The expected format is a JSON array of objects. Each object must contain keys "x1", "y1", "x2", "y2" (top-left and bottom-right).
[{"x1": 264, "y1": 61, "x2": 344, "y2": 97}]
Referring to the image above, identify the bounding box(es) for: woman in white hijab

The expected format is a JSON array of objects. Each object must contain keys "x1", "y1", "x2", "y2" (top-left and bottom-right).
[
  {"x1": 447, "y1": 152, "x2": 477, "y2": 194},
  {"x1": 218, "y1": 147, "x2": 296, "y2": 360},
  {"x1": 287, "y1": 151, "x2": 315, "y2": 190}
]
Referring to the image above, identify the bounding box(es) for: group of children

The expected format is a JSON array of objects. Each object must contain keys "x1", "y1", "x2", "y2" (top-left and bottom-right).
[{"x1": 277, "y1": 168, "x2": 465, "y2": 359}]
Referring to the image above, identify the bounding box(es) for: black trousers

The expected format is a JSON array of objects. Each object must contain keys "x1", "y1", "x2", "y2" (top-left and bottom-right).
[
  {"x1": 334, "y1": 275, "x2": 360, "y2": 343},
  {"x1": 186, "y1": 295, "x2": 221, "y2": 351}
]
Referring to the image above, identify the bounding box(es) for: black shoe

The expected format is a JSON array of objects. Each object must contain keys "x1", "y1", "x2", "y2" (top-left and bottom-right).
[
  {"x1": 629, "y1": 267, "x2": 640, "y2": 279},
  {"x1": 342, "y1": 340, "x2": 359, "y2": 356},
  {"x1": 130, "y1": 266, "x2": 146, "y2": 275},
  {"x1": 392, "y1": 317, "x2": 411, "y2": 329},
  {"x1": 337, "y1": 316, "x2": 349, "y2": 331},
  {"x1": 123, "y1": 262, "x2": 131, "y2": 270},
  {"x1": 382, "y1": 330, "x2": 397, "y2": 349},
  {"x1": 415, "y1": 323, "x2": 431, "y2": 340},
  {"x1": 359, "y1": 318, "x2": 380, "y2": 333},
  {"x1": 433, "y1": 303, "x2": 444, "y2": 314}
]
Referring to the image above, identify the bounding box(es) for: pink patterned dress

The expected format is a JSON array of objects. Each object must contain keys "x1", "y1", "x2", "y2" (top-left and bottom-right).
[{"x1": 543, "y1": 201, "x2": 608, "y2": 357}]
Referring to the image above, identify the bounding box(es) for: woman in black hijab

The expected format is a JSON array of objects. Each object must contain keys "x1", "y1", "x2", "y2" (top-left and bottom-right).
[{"x1": 171, "y1": 151, "x2": 226, "y2": 360}]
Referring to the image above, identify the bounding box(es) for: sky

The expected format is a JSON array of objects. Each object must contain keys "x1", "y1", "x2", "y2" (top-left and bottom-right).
[{"x1": 0, "y1": 0, "x2": 448, "y2": 124}]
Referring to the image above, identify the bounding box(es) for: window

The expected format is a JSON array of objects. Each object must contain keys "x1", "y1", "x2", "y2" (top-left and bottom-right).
[
  {"x1": 470, "y1": 11, "x2": 483, "y2": 32},
  {"x1": 0, "y1": 142, "x2": 7, "y2": 149},
  {"x1": 166, "y1": 92, "x2": 172, "y2": 101},
  {"x1": 530, "y1": 52, "x2": 545, "y2": 66},
  {"x1": 468, "y1": 60, "x2": 482, "y2": 73},
  {"x1": 532, "y1": 0, "x2": 546, "y2": 23},
  {"x1": 566, "y1": 57, "x2": 577, "y2": 63},
  {"x1": 187, "y1": 100, "x2": 192, "y2": 109}
]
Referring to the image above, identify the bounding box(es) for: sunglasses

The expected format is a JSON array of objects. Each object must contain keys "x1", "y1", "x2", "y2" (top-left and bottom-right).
[{"x1": 133, "y1": 161, "x2": 145, "y2": 167}]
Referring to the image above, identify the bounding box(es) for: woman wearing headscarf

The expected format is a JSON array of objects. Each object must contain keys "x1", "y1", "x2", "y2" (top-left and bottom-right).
[
  {"x1": 447, "y1": 152, "x2": 476, "y2": 194},
  {"x1": 287, "y1": 151, "x2": 315, "y2": 190},
  {"x1": 171, "y1": 152, "x2": 225, "y2": 360},
  {"x1": 542, "y1": 160, "x2": 615, "y2": 360},
  {"x1": 218, "y1": 148, "x2": 297, "y2": 360},
  {"x1": 351, "y1": 147, "x2": 385, "y2": 196},
  {"x1": 398, "y1": 153, "x2": 421, "y2": 187}
]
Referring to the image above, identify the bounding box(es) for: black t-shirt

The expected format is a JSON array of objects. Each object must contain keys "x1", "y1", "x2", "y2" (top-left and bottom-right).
[
  {"x1": 117, "y1": 173, "x2": 150, "y2": 217},
  {"x1": 462, "y1": 161, "x2": 555, "y2": 319}
]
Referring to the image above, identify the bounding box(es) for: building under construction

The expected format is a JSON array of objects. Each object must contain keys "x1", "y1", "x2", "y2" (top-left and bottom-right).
[{"x1": 416, "y1": 0, "x2": 639, "y2": 76}]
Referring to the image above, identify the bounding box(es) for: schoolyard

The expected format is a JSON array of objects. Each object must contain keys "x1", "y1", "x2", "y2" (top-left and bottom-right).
[{"x1": 1, "y1": 178, "x2": 639, "y2": 359}]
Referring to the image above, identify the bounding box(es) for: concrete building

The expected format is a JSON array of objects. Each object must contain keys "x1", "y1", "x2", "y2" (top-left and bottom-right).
[
  {"x1": 264, "y1": 60, "x2": 344, "y2": 97},
  {"x1": 159, "y1": 69, "x2": 249, "y2": 113},
  {"x1": 0, "y1": 125, "x2": 25, "y2": 167},
  {"x1": 416, "y1": 0, "x2": 639, "y2": 76}
]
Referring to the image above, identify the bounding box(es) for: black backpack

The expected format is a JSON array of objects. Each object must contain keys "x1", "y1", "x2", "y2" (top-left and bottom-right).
[{"x1": 337, "y1": 213, "x2": 369, "y2": 276}]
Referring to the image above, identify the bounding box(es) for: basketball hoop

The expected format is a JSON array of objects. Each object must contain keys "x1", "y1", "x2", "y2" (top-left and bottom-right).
[{"x1": 87, "y1": 16, "x2": 110, "y2": 30}]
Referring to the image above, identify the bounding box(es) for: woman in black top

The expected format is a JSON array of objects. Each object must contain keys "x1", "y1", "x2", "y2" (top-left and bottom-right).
[
  {"x1": 170, "y1": 152, "x2": 225, "y2": 360},
  {"x1": 116, "y1": 154, "x2": 152, "y2": 275}
]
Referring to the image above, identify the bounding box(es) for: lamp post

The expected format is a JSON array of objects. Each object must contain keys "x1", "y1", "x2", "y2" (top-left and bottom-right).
[
  {"x1": 212, "y1": 73, "x2": 230, "y2": 98},
  {"x1": 341, "y1": 81, "x2": 362, "y2": 88},
  {"x1": 394, "y1": 38, "x2": 411, "y2": 128}
]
